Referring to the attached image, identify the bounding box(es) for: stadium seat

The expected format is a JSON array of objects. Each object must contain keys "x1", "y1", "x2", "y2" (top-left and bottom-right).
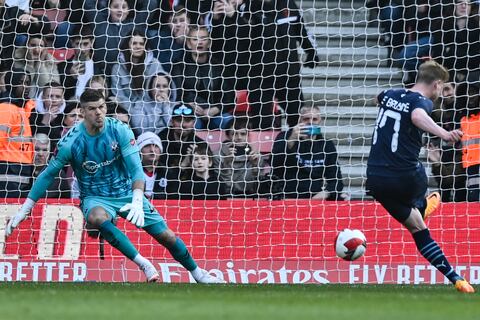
[
  {"x1": 248, "y1": 131, "x2": 281, "y2": 154},
  {"x1": 196, "y1": 130, "x2": 226, "y2": 153},
  {"x1": 196, "y1": 130, "x2": 281, "y2": 154},
  {"x1": 31, "y1": 9, "x2": 67, "y2": 31},
  {"x1": 234, "y1": 90, "x2": 250, "y2": 114}
]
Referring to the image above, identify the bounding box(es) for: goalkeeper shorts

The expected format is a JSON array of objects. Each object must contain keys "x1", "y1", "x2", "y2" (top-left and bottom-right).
[{"x1": 81, "y1": 195, "x2": 167, "y2": 232}]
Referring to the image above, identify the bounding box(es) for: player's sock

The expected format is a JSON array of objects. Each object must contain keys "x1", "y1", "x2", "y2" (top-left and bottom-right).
[
  {"x1": 133, "y1": 254, "x2": 159, "y2": 282},
  {"x1": 413, "y1": 229, "x2": 462, "y2": 284},
  {"x1": 166, "y1": 237, "x2": 198, "y2": 271},
  {"x1": 133, "y1": 254, "x2": 152, "y2": 267},
  {"x1": 99, "y1": 220, "x2": 138, "y2": 260}
]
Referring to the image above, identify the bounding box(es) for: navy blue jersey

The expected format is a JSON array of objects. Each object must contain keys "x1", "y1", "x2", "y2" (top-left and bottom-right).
[{"x1": 367, "y1": 89, "x2": 433, "y2": 174}]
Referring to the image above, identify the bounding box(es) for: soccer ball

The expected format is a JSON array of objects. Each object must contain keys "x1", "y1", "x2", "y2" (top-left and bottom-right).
[{"x1": 335, "y1": 229, "x2": 367, "y2": 261}]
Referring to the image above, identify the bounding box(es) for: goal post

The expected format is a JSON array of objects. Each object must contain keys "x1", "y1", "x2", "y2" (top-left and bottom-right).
[{"x1": 0, "y1": 0, "x2": 479, "y2": 284}]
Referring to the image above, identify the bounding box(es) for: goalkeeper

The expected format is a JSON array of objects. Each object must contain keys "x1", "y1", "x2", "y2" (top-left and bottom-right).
[{"x1": 6, "y1": 89, "x2": 224, "y2": 284}]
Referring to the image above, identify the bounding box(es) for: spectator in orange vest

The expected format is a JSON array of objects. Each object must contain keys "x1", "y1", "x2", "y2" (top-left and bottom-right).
[
  {"x1": 0, "y1": 69, "x2": 35, "y2": 198},
  {"x1": 460, "y1": 75, "x2": 480, "y2": 201}
]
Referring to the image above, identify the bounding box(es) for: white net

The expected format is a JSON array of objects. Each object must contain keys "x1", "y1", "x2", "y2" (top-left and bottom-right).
[{"x1": 0, "y1": 0, "x2": 479, "y2": 284}]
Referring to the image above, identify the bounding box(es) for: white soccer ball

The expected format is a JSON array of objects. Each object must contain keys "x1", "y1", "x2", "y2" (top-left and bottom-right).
[{"x1": 335, "y1": 229, "x2": 367, "y2": 261}]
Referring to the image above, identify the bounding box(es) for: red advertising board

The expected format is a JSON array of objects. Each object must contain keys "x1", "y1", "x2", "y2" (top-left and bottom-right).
[{"x1": 1, "y1": 200, "x2": 479, "y2": 284}]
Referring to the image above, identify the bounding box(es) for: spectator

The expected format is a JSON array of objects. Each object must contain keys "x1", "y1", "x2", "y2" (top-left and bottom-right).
[
  {"x1": 31, "y1": 0, "x2": 66, "y2": 9},
  {"x1": 459, "y1": 74, "x2": 480, "y2": 201},
  {"x1": 137, "y1": 131, "x2": 179, "y2": 199},
  {"x1": 366, "y1": 1, "x2": 403, "y2": 64},
  {"x1": 147, "y1": 5, "x2": 189, "y2": 72},
  {"x1": 1, "y1": 0, "x2": 44, "y2": 64},
  {"x1": 0, "y1": 69, "x2": 35, "y2": 198},
  {"x1": 271, "y1": 105, "x2": 346, "y2": 200},
  {"x1": 158, "y1": 103, "x2": 204, "y2": 168},
  {"x1": 177, "y1": 0, "x2": 211, "y2": 24},
  {"x1": 58, "y1": 101, "x2": 83, "y2": 135},
  {"x1": 432, "y1": 0, "x2": 480, "y2": 83},
  {"x1": 209, "y1": 0, "x2": 250, "y2": 90},
  {"x1": 30, "y1": 82, "x2": 66, "y2": 142},
  {"x1": 172, "y1": 25, "x2": 235, "y2": 129},
  {"x1": 179, "y1": 142, "x2": 226, "y2": 200},
  {"x1": 212, "y1": 0, "x2": 319, "y2": 128},
  {"x1": 391, "y1": 0, "x2": 442, "y2": 83},
  {"x1": 127, "y1": 71, "x2": 176, "y2": 136},
  {"x1": 5, "y1": 0, "x2": 29, "y2": 12},
  {"x1": 107, "y1": 101, "x2": 130, "y2": 126},
  {"x1": 59, "y1": 26, "x2": 96, "y2": 100},
  {"x1": 110, "y1": 29, "x2": 165, "y2": 135},
  {"x1": 213, "y1": 118, "x2": 266, "y2": 197},
  {"x1": 86, "y1": 75, "x2": 112, "y2": 102},
  {"x1": 83, "y1": 0, "x2": 151, "y2": 75},
  {"x1": 0, "y1": 63, "x2": 8, "y2": 95},
  {"x1": 14, "y1": 34, "x2": 60, "y2": 98},
  {"x1": 427, "y1": 82, "x2": 467, "y2": 202},
  {"x1": 31, "y1": 133, "x2": 71, "y2": 198}
]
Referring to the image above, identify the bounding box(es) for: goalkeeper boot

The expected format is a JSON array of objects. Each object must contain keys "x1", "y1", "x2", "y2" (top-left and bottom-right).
[
  {"x1": 140, "y1": 263, "x2": 160, "y2": 283},
  {"x1": 194, "y1": 268, "x2": 226, "y2": 284},
  {"x1": 424, "y1": 192, "x2": 441, "y2": 221},
  {"x1": 455, "y1": 279, "x2": 475, "y2": 293}
]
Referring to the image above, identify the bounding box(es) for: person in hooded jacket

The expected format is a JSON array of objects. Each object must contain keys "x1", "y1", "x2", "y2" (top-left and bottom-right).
[
  {"x1": 83, "y1": 0, "x2": 151, "y2": 75},
  {"x1": 110, "y1": 29, "x2": 165, "y2": 135},
  {"x1": 127, "y1": 71, "x2": 177, "y2": 137}
]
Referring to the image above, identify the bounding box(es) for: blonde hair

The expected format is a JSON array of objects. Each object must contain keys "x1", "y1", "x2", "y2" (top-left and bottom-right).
[{"x1": 417, "y1": 61, "x2": 449, "y2": 84}]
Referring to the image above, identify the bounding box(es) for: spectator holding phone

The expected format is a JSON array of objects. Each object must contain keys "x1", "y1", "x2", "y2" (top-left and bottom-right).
[
  {"x1": 59, "y1": 26, "x2": 96, "y2": 100},
  {"x1": 214, "y1": 118, "x2": 266, "y2": 197},
  {"x1": 271, "y1": 105, "x2": 346, "y2": 200},
  {"x1": 14, "y1": 34, "x2": 60, "y2": 98}
]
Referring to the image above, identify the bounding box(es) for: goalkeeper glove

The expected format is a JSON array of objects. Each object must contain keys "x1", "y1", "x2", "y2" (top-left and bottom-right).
[
  {"x1": 6, "y1": 198, "x2": 35, "y2": 237},
  {"x1": 119, "y1": 189, "x2": 145, "y2": 228}
]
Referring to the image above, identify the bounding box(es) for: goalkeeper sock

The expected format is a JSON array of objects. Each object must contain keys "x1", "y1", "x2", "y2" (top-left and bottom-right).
[
  {"x1": 167, "y1": 237, "x2": 198, "y2": 271},
  {"x1": 99, "y1": 220, "x2": 138, "y2": 260},
  {"x1": 133, "y1": 254, "x2": 152, "y2": 268},
  {"x1": 413, "y1": 229, "x2": 462, "y2": 284}
]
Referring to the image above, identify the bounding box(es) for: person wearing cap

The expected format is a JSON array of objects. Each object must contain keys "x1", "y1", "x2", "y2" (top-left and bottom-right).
[
  {"x1": 137, "y1": 131, "x2": 179, "y2": 199},
  {"x1": 158, "y1": 103, "x2": 205, "y2": 168}
]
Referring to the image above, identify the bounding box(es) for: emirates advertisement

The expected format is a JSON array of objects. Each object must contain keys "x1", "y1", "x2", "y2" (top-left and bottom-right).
[{"x1": 1, "y1": 200, "x2": 479, "y2": 284}]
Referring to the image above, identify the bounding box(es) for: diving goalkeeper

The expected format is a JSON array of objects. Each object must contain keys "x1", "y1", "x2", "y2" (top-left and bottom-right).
[{"x1": 6, "y1": 89, "x2": 224, "y2": 284}]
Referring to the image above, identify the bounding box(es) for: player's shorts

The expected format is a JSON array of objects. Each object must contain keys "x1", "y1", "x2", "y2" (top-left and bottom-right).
[
  {"x1": 366, "y1": 165, "x2": 428, "y2": 223},
  {"x1": 81, "y1": 195, "x2": 167, "y2": 234}
]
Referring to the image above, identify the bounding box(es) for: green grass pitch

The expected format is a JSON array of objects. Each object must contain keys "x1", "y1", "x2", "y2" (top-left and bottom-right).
[{"x1": 0, "y1": 283, "x2": 478, "y2": 320}]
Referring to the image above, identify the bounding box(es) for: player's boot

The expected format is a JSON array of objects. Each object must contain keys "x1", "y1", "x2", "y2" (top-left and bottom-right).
[
  {"x1": 194, "y1": 269, "x2": 226, "y2": 284},
  {"x1": 140, "y1": 263, "x2": 160, "y2": 283},
  {"x1": 424, "y1": 192, "x2": 441, "y2": 221},
  {"x1": 455, "y1": 279, "x2": 475, "y2": 293}
]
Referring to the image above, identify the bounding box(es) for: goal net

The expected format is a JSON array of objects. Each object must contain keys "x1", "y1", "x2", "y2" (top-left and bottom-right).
[{"x1": 0, "y1": 0, "x2": 479, "y2": 284}]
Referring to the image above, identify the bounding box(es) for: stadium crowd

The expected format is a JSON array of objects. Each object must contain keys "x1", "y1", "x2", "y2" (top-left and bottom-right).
[
  {"x1": 0, "y1": 0, "x2": 479, "y2": 201},
  {"x1": 370, "y1": 0, "x2": 480, "y2": 202}
]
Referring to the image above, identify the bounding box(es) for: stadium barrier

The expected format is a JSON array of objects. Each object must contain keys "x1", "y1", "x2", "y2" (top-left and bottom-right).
[{"x1": 1, "y1": 199, "x2": 479, "y2": 284}]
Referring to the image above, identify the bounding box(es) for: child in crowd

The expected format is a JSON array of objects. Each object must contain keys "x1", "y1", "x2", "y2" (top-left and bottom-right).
[{"x1": 179, "y1": 142, "x2": 226, "y2": 200}]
